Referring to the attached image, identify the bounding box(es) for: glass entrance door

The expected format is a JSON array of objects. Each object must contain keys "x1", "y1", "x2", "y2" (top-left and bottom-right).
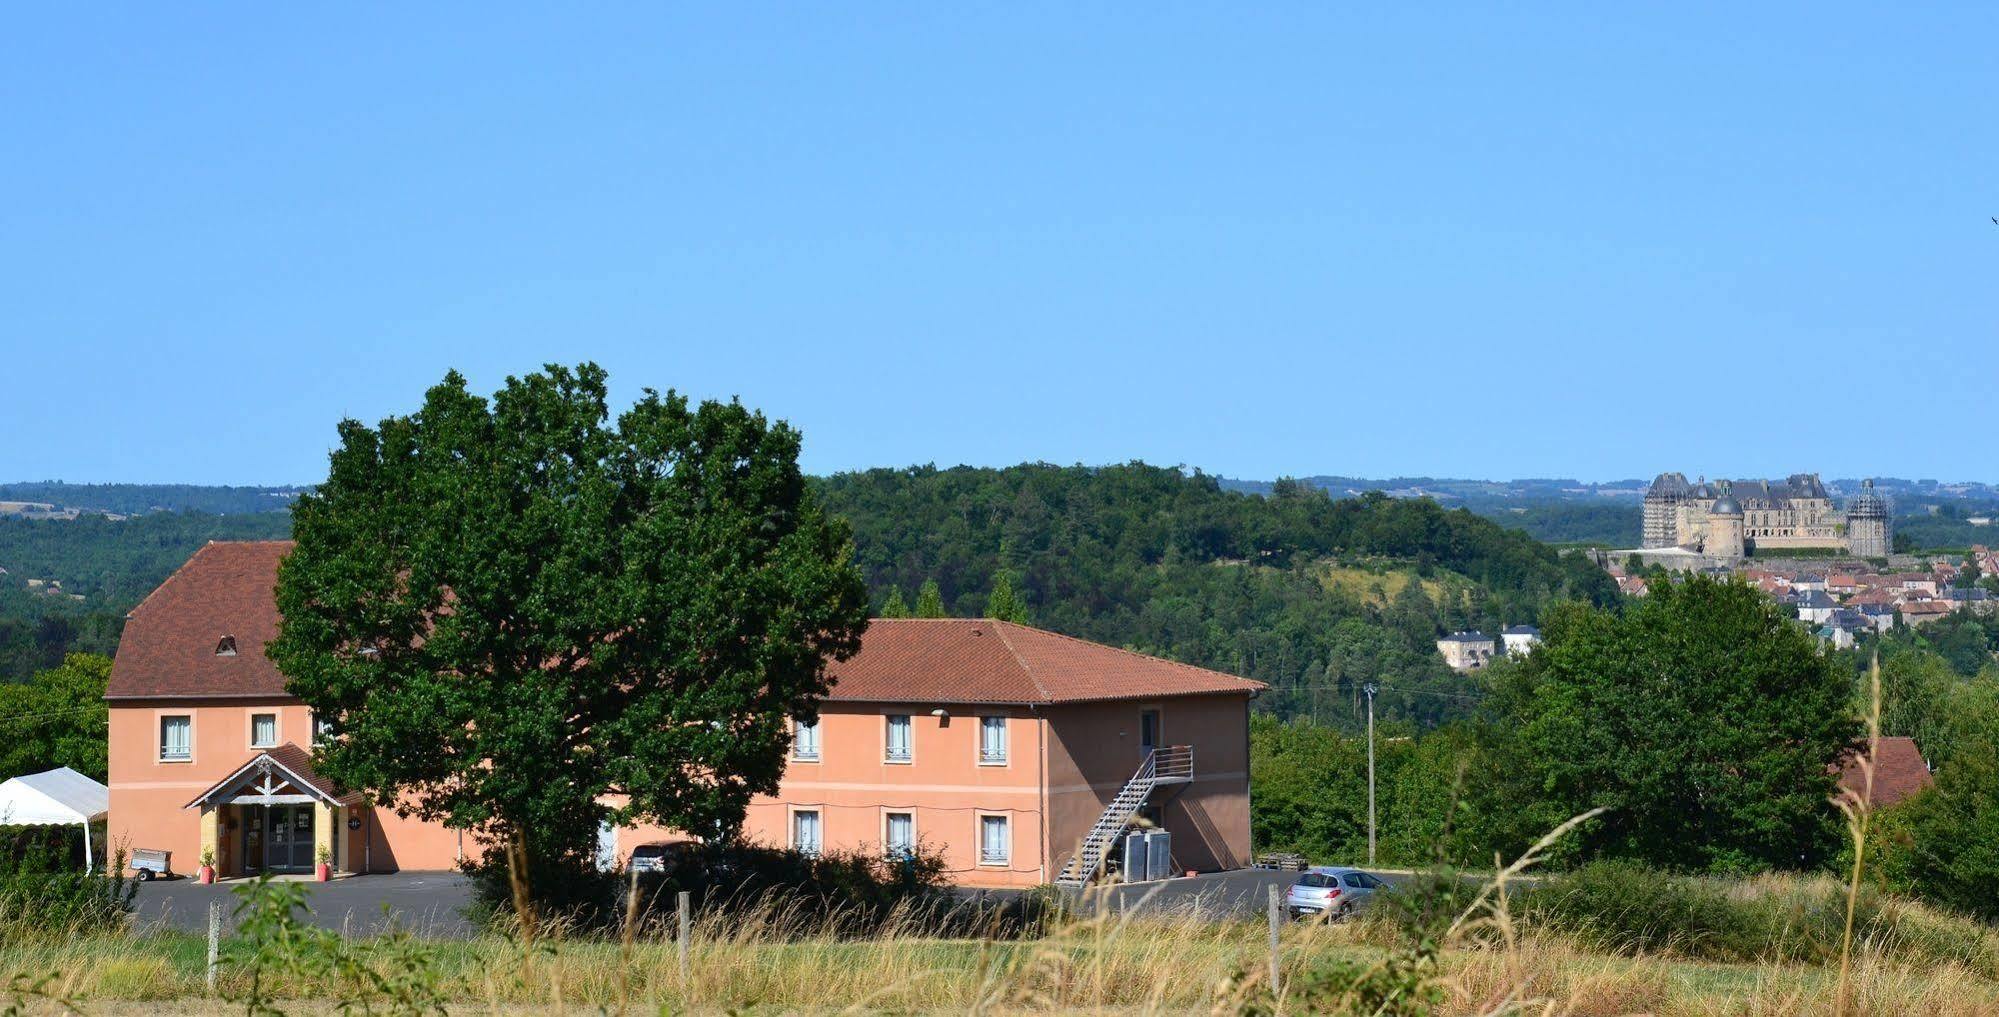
[{"x1": 264, "y1": 805, "x2": 315, "y2": 872}]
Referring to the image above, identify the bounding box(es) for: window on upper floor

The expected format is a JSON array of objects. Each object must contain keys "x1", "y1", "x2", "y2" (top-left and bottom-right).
[
  {"x1": 792, "y1": 717, "x2": 821, "y2": 762},
  {"x1": 160, "y1": 715, "x2": 192, "y2": 762},
  {"x1": 978, "y1": 716, "x2": 1008, "y2": 765},
  {"x1": 885, "y1": 714, "x2": 912, "y2": 762},
  {"x1": 250, "y1": 712, "x2": 278, "y2": 748}
]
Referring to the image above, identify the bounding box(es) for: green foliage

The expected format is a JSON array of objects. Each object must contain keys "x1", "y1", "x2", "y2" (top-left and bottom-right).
[
  {"x1": 0, "y1": 510, "x2": 292, "y2": 605},
  {"x1": 0, "y1": 653, "x2": 110, "y2": 781},
  {"x1": 985, "y1": 569, "x2": 1030, "y2": 623},
  {"x1": 1518, "y1": 862, "x2": 1994, "y2": 970},
  {"x1": 0, "y1": 850, "x2": 135, "y2": 943},
  {"x1": 913, "y1": 578, "x2": 947, "y2": 618},
  {"x1": 0, "y1": 509, "x2": 290, "y2": 680},
  {"x1": 816, "y1": 464, "x2": 1616, "y2": 730},
  {"x1": 225, "y1": 872, "x2": 450, "y2": 1015},
  {"x1": 1870, "y1": 681, "x2": 1999, "y2": 922},
  {"x1": 267, "y1": 364, "x2": 870, "y2": 915},
  {"x1": 1502, "y1": 575, "x2": 1858, "y2": 873},
  {"x1": 1479, "y1": 502, "x2": 1640, "y2": 546},
  {"x1": 878, "y1": 586, "x2": 910, "y2": 618}
]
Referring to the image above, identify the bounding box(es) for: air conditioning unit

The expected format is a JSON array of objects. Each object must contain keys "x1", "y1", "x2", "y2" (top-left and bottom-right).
[
  {"x1": 1143, "y1": 830, "x2": 1171, "y2": 881},
  {"x1": 1121, "y1": 831, "x2": 1148, "y2": 883}
]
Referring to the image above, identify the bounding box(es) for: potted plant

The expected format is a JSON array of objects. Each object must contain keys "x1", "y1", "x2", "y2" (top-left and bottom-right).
[
  {"x1": 315, "y1": 844, "x2": 333, "y2": 882},
  {"x1": 198, "y1": 847, "x2": 216, "y2": 885}
]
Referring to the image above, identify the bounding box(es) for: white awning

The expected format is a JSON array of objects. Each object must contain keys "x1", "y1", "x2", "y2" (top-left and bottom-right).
[{"x1": 0, "y1": 767, "x2": 108, "y2": 825}]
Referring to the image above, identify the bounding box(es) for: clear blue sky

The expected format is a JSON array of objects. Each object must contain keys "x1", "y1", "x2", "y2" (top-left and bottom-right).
[{"x1": 5, "y1": 6, "x2": 1994, "y2": 486}]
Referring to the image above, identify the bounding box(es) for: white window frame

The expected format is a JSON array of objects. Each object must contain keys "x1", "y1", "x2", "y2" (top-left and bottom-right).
[
  {"x1": 159, "y1": 713, "x2": 193, "y2": 763},
  {"x1": 977, "y1": 812, "x2": 1010, "y2": 866},
  {"x1": 249, "y1": 711, "x2": 280, "y2": 749},
  {"x1": 310, "y1": 710, "x2": 335, "y2": 747},
  {"x1": 791, "y1": 808, "x2": 823, "y2": 856},
  {"x1": 884, "y1": 811, "x2": 916, "y2": 858},
  {"x1": 791, "y1": 717, "x2": 821, "y2": 762},
  {"x1": 977, "y1": 715, "x2": 1008, "y2": 766},
  {"x1": 884, "y1": 714, "x2": 913, "y2": 764}
]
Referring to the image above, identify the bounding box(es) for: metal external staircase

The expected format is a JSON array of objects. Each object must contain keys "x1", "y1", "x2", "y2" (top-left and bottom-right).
[{"x1": 1055, "y1": 745, "x2": 1194, "y2": 888}]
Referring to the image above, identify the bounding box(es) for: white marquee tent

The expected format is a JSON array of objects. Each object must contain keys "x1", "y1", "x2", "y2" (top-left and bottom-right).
[{"x1": 0, "y1": 767, "x2": 110, "y2": 874}]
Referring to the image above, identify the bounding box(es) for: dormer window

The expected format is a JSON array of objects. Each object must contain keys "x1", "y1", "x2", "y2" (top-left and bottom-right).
[{"x1": 215, "y1": 636, "x2": 238, "y2": 657}]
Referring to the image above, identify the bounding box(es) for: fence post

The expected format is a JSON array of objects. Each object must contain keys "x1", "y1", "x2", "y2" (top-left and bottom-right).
[
  {"x1": 206, "y1": 899, "x2": 222, "y2": 994},
  {"x1": 676, "y1": 890, "x2": 691, "y2": 986},
  {"x1": 1266, "y1": 884, "x2": 1281, "y2": 995}
]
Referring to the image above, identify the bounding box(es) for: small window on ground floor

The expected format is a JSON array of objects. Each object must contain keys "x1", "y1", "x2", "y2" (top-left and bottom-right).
[
  {"x1": 792, "y1": 810, "x2": 822, "y2": 856},
  {"x1": 979, "y1": 814, "x2": 1009, "y2": 865},
  {"x1": 885, "y1": 812, "x2": 915, "y2": 858}
]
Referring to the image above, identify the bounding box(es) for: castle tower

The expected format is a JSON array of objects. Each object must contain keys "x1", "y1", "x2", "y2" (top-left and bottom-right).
[
  {"x1": 1644, "y1": 472, "x2": 1691, "y2": 548},
  {"x1": 1846, "y1": 478, "x2": 1890, "y2": 558},
  {"x1": 1706, "y1": 484, "x2": 1745, "y2": 560}
]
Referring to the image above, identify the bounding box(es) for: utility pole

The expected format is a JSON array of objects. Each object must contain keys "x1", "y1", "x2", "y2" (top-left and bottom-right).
[{"x1": 1364, "y1": 681, "x2": 1378, "y2": 865}]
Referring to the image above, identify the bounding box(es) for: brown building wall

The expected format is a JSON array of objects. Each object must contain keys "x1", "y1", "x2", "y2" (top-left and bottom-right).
[{"x1": 1041, "y1": 693, "x2": 1253, "y2": 879}]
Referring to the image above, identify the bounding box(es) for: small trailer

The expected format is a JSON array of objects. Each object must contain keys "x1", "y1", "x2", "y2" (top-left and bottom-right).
[
  {"x1": 129, "y1": 848, "x2": 172, "y2": 881},
  {"x1": 1253, "y1": 852, "x2": 1308, "y2": 872}
]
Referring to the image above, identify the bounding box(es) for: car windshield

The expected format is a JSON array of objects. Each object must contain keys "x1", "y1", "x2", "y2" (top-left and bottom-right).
[{"x1": 1297, "y1": 873, "x2": 1338, "y2": 888}]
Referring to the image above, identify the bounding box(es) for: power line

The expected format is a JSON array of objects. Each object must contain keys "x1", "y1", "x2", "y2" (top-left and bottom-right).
[
  {"x1": 1274, "y1": 684, "x2": 1488, "y2": 703},
  {"x1": 0, "y1": 703, "x2": 108, "y2": 724}
]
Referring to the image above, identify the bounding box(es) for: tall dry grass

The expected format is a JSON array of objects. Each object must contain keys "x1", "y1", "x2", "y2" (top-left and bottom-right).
[{"x1": 1, "y1": 887, "x2": 1996, "y2": 1015}]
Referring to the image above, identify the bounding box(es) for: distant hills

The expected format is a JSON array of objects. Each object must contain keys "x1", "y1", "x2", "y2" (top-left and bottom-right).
[
  {"x1": 0, "y1": 483, "x2": 307, "y2": 517},
  {"x1": 5, "y1": 473, "x2": 1995, "y2": 552}
]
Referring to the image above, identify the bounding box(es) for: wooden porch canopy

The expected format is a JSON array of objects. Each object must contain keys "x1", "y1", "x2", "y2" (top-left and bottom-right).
[{"x1": 185, "y1": 744, "x2": 360, "y2": 810}]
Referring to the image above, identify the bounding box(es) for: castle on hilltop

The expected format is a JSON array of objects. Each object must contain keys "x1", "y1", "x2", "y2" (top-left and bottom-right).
[{"x1": 1642, "y1": 473, "x2": 1890, "y2": 560}]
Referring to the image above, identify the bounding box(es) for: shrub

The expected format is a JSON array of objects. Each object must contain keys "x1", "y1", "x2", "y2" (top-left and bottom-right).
[
  {"x1": 0, "y1": 855, "x2": 136, "y2": 941},
  {"x1": 1517, "y1": 861, "x2": 1999, "y2": 974},
  {"x1": 466, "y1": 841, "x2": 1052, "y2": 938},
  {"x1": 0, "y1": 824, "x2": 87, "y2": 874}
]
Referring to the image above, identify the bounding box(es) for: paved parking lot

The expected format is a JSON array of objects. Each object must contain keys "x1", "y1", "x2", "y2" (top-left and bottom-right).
[
  {"x1": 130, "y1": 865, "x2": 1477, "y2": 938},
  {"x1": 131, "y1": 872, "x2": 479, "y2": 938}
]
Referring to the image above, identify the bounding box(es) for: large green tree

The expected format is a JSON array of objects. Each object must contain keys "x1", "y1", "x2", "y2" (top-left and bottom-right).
[
  {"x1": 1501, "y1": 575, "x2": 1857, "y2": 873},
  {"x1": 0, "y1": 652, "x2": 111, "y2": 782},
  {"x1": 1872, "y1": 679, "x2": 1999, "y2": 921},
  {"x1": 267, "y1": 365, "x2": 868, "y2": 912}
]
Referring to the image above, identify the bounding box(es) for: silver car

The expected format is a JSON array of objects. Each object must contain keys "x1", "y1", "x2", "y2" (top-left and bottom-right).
[{"x1": 1285, "y1": 866, "x2": 1386, "y2": 919}]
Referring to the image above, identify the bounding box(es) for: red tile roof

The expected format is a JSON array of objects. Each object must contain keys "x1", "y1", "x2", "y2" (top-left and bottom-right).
[
  {"x1": 108, "y1": 543, "x2": 1262, "y2": 707},
  {"x1": 105, "y1": 541, "x2": 295, "y2": 700},
  {"x1": 185, "y1": 742, "x2": 358, "y2": 808},
  {"x1": 825, "y1": 618, "x2": 1264, "y2": 705},
  {"x1": 1838, "y1": 736, "x2": 1934, "y2": 810}
]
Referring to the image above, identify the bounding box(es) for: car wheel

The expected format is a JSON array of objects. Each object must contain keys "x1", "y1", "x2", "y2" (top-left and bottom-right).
[
  {"x1": 1336, "y1": 902, "x2": 1352, "y2": 921},
  {"x1": 137, "y1": 870, "x2": 153, "y2": 882}
]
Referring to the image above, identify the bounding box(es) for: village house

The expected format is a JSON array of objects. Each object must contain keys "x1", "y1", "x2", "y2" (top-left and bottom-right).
[
  {"x1": 1898, "y1": 599, "x2": 1955, "y2": 628},
  {"x1": 104, "y1": 542, "x2": 1261, "y2": 888},
  {"x1": 1500, "y1": 625, "x2": 1540, "y2": 657},
  {"x1": 1435, "y1": 631, "x2": 1497, "y2": 671},
  {"x1": 1793, "y1": 589, "x2": 1838, "y2": 626}
]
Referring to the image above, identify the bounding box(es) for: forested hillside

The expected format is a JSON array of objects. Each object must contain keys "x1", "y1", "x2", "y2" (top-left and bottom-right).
[
  {"x1": 0, "y1": 511, "x2": 293, "y2": 679},
  {"x1": 814, "y1": 463, "x2": 1619, "y2": 730},
  {"x1": 2, "y1": 466, "x2": 1621, "y2": 731}
]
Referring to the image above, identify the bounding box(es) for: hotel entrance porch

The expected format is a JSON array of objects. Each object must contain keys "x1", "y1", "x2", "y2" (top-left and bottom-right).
[{"x1": 186, "y1": 745, "x2": 354, "y2": 878}]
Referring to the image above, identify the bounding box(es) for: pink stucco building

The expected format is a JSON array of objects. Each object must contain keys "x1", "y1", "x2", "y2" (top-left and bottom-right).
[{"x1": 106, "y1": 542, "x2": 1261, "y2": 887}]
